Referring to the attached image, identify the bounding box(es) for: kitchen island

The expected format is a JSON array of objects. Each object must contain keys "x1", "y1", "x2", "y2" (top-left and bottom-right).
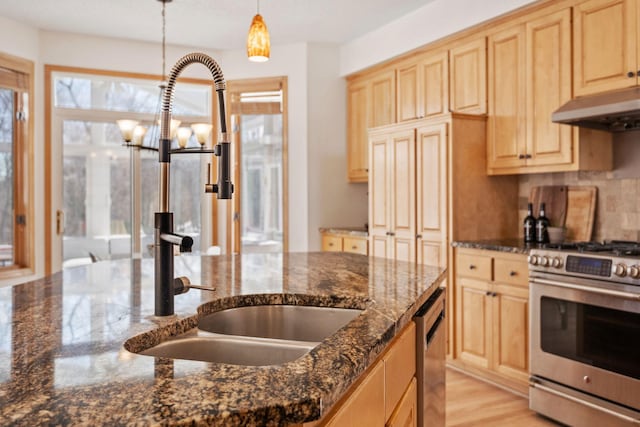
[{"x1": 0, "y1": 252, "x2": 444, "y2": 426}]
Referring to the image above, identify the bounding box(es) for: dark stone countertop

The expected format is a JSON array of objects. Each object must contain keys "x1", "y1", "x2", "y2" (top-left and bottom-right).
[
  {"x1": 0, "y1": 252, "x2": 444, "y2": 426},
  {"x1": 318, "y1": 227, "x2": 368, "y2": 237},
  {"x1": 451, "y1": 238, "x2": 542, "y2": 255}
]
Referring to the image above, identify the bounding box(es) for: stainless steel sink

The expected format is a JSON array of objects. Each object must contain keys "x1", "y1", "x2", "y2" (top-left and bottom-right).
[
  {"x1": 131, "y1": 304, "x2": 363, "y2": 366},
  {"x1": 197, "y1": 304, "x2": 363, "y2": 343},
  {"x1": 140, "y1": 330, "x2": 316, "y2": 366}
]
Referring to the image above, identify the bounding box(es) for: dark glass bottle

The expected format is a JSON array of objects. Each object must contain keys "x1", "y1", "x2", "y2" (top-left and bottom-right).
[
  {"x1": 524, "y1": 203, "x2": 536, "y2": 243},
  {"x1": 536, "y1": 203, "x2": 550, "y2": 244}
]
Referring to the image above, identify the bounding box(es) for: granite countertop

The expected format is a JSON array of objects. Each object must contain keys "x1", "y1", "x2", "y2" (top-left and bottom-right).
[
  {"x1": 451, "y1": 238, "x2": 541, "y2": 255},
  {"x1": 318, "y1": 227, "x2": 368, "y2": 237},
  {"x1": 0, "y1": 252, "x2": 444, "y2": 426}
]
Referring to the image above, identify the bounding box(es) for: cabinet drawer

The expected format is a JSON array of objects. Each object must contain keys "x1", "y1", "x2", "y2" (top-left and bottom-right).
[
  {"x1": 456, "y1": 252, "x2": 492, "y2": 281},
  {"x1": 343, "y1": 237, "x2": 368, "y2": 255},
  {"x1": 322, "y1": 235, "x2": 343, "y2": 252},
  {"x1": 494, "y1": 255, "x2": 528, "y2": 287}
]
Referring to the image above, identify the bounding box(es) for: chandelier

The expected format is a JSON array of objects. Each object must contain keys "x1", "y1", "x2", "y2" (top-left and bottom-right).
[{"x1": 117, "y1": 0, "x2": 213, "y2": 151}]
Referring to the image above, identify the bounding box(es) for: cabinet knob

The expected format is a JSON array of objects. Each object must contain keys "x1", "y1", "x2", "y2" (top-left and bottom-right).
[
  {"x1": 352, "y1": 245, "x2": 357, "y2": 250},
  {"x1": 628, "y1": 71, "x2": 636, "y2": 78},
  {"x1": 469, "y1": 265, "x2": 476, "y2": 270},
  {"x1": 388, "y1": 231, "x2": 395, "y2": 237},
  {"x1": 329, "y1": 242, "x2": 334, "y2": 247},
  {"x1": 416, "y1": 234, "x2": 422, "y2": 239},
  {"x1": 509, "y1": 271, "x2": 517, "y2": 277},
  {"x1": 518, "y1": 154, "x2": 525, "y2": 159}
]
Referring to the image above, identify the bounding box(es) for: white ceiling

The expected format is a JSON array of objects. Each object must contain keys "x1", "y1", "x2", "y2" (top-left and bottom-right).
[{"x1": 0, "y1": 0, "x2": 435, "y2": 51}]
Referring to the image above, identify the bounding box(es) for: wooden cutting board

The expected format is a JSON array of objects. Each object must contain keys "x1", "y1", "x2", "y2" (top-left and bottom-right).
[
  {"x1": 564, "y1": 186, "x2": 597, "y2": 242},
  {"x1": 529, "y1": 185, "x2": 568, "y2": 227}
]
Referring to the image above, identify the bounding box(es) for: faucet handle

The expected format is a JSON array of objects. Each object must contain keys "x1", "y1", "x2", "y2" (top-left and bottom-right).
[{"x1": 173, "y1": 276, "x2": 216, "y2": 295}]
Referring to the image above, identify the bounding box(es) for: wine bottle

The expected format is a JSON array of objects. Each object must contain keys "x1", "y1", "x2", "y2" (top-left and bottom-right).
[
  {"x1": 536, "y1": 203, "x2": 550, "y2": 244},
  {"x1": 523, "y1": 203, "x2": 536, "y2": 243}
]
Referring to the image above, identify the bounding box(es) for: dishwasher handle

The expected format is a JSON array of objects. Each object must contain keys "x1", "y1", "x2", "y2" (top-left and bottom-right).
[{"x1": 425, "y1": 310, "x2": 444, "y2": 349}]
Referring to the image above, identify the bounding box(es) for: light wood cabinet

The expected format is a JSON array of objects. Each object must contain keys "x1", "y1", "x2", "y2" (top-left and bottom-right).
[
  {"x1": 454, "y1": 248, "x2": 529, "y2": 393},
  {"x1": 449, "y1": 37, "x2": 487, "y2": 114},
  {"x1": 397, "y1": 51, "x2": 449, "y2": 122},
  {"x1": 319, "y1": 322, "x2": 417, "y2": 427},
  {"x1": 386, "y1": 378, "x2": 417, "y2": 427},
  {"x1": 320, "y1": 232, "x2": 368, "y2": 255},
  {"x1": 487, "y1": 8, "x2": 612, "y2": 175},
  {"x1": 347, "y1": 70, "x2": 396, "y2": 182},
  {"x1": 368, "y1": 127, "x2": 416, "y2": 263},
  {"x1": 323, "y1": 360, "x2": 386, "y2": 427},
  {"x1": 573, "y1": 0, "x2": 639, "y2": 96}
]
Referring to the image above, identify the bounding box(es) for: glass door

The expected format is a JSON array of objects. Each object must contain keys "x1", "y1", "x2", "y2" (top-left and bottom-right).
[{"x1": 228, "y1": 82, "x2": 286, "y2": 254}]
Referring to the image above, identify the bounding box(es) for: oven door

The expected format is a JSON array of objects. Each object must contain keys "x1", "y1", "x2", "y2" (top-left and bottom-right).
[{"x1": 530, "y1": 273, "x2": 640, "y2": 411}]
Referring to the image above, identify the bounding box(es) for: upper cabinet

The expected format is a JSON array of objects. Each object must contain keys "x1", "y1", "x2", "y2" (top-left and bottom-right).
[
  {"x1": 397, "y1": 50, "x2": 449, "y2": 122},
  {"x1": 449, "y1": 37, "x2": 487, "y2": 114},
  {"x1": 487, "y1": 9, "x2": 579, "y2": 174},
  {"x1": 346, "y1": 69, "x2": 396, "y2": 182},
  {"x1": 574, "y1": 0, "x2": 639, "y2": 96}
]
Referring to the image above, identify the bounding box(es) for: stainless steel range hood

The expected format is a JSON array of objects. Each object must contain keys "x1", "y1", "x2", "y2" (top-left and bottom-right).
[{"x1": 552, "y1": 86, "x2": 640, "y2": 132}]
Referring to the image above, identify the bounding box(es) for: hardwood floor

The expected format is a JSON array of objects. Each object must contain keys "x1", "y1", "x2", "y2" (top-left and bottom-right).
[{"x1": 446, "y1": 368, "x2": 560, "y2": 426}]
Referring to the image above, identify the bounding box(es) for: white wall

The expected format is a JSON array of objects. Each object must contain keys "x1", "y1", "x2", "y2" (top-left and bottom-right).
[
  {"x1": 306, "y1": 44, "x2": 368, "y2": 251},
  {"x1": 339, "y1": 0, "x2": 537, "y2": 75}
]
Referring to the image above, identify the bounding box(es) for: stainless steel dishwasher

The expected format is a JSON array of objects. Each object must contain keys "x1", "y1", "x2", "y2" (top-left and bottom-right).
[{"x1": 414, "y1": 287, "x2": 446, "y2": 427}]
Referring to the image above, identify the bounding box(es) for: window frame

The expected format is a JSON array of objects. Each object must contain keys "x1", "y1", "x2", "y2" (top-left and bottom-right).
[
  {"x1": 44, "y1": 65, "x2": 219, "y2": 274},
  {"x1": 0, "y1": 52, "x2": 35, "y2": 280}
]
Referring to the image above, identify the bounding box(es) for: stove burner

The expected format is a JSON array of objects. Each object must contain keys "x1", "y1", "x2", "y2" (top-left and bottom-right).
[{"x1": 542, "y1": 240, "x2": 640, "y2": 256}]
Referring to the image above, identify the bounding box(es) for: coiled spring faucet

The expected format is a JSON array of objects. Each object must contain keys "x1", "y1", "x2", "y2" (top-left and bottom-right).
[{"x1": 155, "y1": 53, "x2": 233, "y2": 316}]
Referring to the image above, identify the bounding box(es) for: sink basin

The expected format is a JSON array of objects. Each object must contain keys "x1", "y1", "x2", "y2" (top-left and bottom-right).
[
  {"x1": 140, "y1": 330, "x2": 315, "y2": 366},
  {"x1": 197, "y1": 304, "x2": 363, "y2": 342},
  {"x1": 131, "y1": 304, "x2": 363, "y2": 366}
]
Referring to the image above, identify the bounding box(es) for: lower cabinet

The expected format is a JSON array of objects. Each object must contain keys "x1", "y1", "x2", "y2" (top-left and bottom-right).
[
  {"x1": 453, "y1": 247, "x2": 529, "y2": 393},
  {"x1": 314, "y1": 322, "x2": 417, "y2": 426},
  {"x1": 321, "y1": 232, "x2": 369, "y2": 256}
]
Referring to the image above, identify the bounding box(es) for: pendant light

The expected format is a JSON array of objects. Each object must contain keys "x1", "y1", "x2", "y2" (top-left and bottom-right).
[{"x1": 247, "y1": 0, "x2": 270, "y2": 62}]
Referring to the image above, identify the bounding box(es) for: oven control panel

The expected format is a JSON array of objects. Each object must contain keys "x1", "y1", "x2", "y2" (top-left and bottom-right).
[
  {"x1": 565, "y1": 255, "x2": 612, "y2": 277},
  {"x1": 529, "y1": 249, "x2": 640, "y2": 286}
]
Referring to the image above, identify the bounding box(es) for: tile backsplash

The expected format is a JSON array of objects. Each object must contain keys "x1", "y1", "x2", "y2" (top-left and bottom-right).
[{"x1": 517, "y1": 132, "x2": 640, "y2": 242}]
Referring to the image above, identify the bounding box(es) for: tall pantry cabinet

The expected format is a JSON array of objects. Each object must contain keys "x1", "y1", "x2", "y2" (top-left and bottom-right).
[{"x1": 368, "y1": 114, "x2": 518, "y2": 354}]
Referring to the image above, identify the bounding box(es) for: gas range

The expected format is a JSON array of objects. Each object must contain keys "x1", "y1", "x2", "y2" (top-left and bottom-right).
[{"x1": 528, "y1": 240, "x2": 640, "y2": 287}]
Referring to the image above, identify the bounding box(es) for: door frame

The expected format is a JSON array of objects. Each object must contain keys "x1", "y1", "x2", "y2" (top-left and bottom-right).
[
  {"x1": 44, "y1": 65, "x2": 218, "y2": 274},
  {"x1": 225, "y1": 76, "x2": 289, "y2": 254}
]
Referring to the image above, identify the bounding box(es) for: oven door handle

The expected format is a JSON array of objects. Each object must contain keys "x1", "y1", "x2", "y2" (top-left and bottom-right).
[
  {"x1": 530, "y1": 380, "x2": 640, "y2": 425},
  {"x1": 531, "y1": 277, "x2": 640, "y2": 301}
]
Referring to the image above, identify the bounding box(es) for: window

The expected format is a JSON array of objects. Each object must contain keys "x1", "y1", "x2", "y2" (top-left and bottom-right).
[
  {"x1": 47, "y1": 68, "x2": 215, "y2": 269},
  {"x1": 0, "y1": 53, "x2": 34, "y2": 279}
]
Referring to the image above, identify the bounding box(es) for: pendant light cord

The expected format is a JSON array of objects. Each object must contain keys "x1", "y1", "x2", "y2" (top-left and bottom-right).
[{"x1": 161, "y1": 0, "x2": 167, "y2": 81}]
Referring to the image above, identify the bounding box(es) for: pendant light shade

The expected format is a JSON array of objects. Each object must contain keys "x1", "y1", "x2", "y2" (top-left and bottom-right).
[{"x1": 247, "y1": 1, "x2": 270, "y2": 62}]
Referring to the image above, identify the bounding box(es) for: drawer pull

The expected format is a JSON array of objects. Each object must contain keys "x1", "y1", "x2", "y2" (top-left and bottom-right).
[
  {"x1": 469, "y1": 265, "x2": 476, "y2": 270},
  {"x1": 352, "y1": 245, "x2": 357, "y2": 250},
  {"x1": 329, "y1": 243, "x2": 334, "y2": 247},
  {"x1": 510, "y1": 271, "x2": 517, "y2": 277}
]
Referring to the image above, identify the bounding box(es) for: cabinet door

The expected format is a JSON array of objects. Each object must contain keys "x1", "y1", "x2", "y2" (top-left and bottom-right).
[
  {"x1": 397, "y1": 61, "x2": 420, "y2": 122},
  {"x1": 347, "y1": 80, "x2": 369, "y2": 182},
  {"x1": 389, "y1": 129, "x2": 416, "y2": 263},
  {"x1": 449, "y1": 37, "x2": 487, "y2": 114},
  {"x1": 456, "y1": 276, "x2": 491, "y2": 369},
  {"x1": 487, "y1": 25, "x2": 526, "y2": 171},
  {"x1": 386, "y1": 378, "x2": 417, "y2": 427},
  {"x1": 422, "y1": 51, "x2": 449, "y2": 118},
  {"x1": 324, "y1": 360, "x2": 386, "y2": 427},
  {"x1": 371, "y1": 70, "x2": 397, "y2": 127},
  {"x1": 526, "y1": 8, "x2": 573, "y2": 167},
  {"x1": 416, "y1": 123, "x2": 447, "y2": 268},
  {"x1": 573, "y1": 0, "x2": 637, "y2": 96},
  {"x1": 369, "y1": 133, "x2": 391, "y2": 259},
  {"x1": 492, "y1": 283, "x2": 529, "y2": 385}
]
